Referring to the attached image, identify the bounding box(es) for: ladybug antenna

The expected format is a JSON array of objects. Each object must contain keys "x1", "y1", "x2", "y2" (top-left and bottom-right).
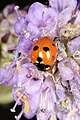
[{"x1": 14, "y1": 6, "x2": 21, "y2": 19}]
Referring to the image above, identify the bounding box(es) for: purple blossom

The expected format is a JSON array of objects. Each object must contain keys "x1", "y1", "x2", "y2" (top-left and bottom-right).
[{"x1": 0, "y1": 0, "x2": 80, "y2": 120}]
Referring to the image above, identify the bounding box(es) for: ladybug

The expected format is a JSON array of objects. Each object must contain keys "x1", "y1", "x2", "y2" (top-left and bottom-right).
[{"x1": 31, "y1": 37, "x2": 57, "y2": 71}]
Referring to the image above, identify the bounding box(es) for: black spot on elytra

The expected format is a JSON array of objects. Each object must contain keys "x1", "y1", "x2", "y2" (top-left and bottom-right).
[
  {"x1": 43, "y1": 47, "x2": 50, "y2": 52},
  {"x1": 33, "y1": 45, "x2": 39, "y2": 51}
]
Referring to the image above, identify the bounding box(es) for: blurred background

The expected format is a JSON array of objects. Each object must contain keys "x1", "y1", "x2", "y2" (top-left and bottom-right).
[
  {"x1": 0, "y1": 0, "x2": 48, "y2": 120},
  {"x1": 0, "y1": 0, "x2": 79, "y2": 120}
]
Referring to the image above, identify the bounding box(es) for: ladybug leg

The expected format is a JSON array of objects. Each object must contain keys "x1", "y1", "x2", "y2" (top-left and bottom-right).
[
  {"x1": 43, "y1": 75, "x2": 46, "y2": 82},
  {"x1": 44, "y1": 62, "x2": 58, "y2": 82}
]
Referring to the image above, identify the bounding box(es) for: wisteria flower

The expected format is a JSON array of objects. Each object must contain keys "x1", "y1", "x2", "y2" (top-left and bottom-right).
[{"x1": 0, "y1": 0, "x2": 80, "y2": 120}]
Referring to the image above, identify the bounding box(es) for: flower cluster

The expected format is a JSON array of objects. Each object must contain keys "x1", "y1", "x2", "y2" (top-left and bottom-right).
[
  {"x1": 0, "y1": 4, "x2": 27, "y2": 66},
  {"x1": 0, "y1": 0, "x2": 80, "y2": 120}
]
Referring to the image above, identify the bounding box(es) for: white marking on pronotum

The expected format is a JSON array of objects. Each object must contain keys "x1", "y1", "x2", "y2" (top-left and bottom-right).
[
  {"x1": 46, "y1": 51, "x2": 50, "y2": 59},
  {"x1": 39, "y1": 52, "x2": 43, "y2": 58},
  {"x1": 36, "y1": 61, "x2": 44, "y2": 64}
]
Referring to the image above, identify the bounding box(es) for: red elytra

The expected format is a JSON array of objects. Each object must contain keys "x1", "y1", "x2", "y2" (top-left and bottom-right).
[{"x1": 31, "y1": 37, "x2": 56, "y2": 66}]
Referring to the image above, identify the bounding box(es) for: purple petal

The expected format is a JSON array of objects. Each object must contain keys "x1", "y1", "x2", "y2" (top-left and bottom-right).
[
  {"x1": 17, "y1": 35, "x2": 33, "y2": 55},
  {"x1": 14, "y1": 16, "x2": 28, "y2": 35},
  {"x1": 24, "y1": 79, "x2": 42, "y2": 95},
  {"x1": 58, "y1": 59, "x2": 74, "y2": 80},
  {"x1": 75, "y1": 12, "x2": 80, "y2": 25},
  {"x1": 49, "y1": 0, "x2": 77, "y2": 12},
  {"x1": 56, "y1": 84, "x2": 66, "y2": 99},
  {"x1": 27, "y1": 22, "x2": 40, "y2": 36},
  {"x1": 0, "y1": 62, "x2": 17, "y2": 86},
  {"x1": 29, "y1": 91, "x2": 40, "y2": 113},
  {"x1": 26, "y1": 2, "x2": 45, "y2": 26},
  {"x1": 67, "y1": 37, "x2": 80, "y2": 56},
  {"x1": 42, "y1": 7, "x2": 58, "y2": 24},
  {"x1": 24, "y1": 112, "x2": 36, "y2": 119}
]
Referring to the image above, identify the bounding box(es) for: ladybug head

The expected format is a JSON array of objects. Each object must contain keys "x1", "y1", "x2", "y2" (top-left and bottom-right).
[{"x1": 34, "y1": 57, "x2": 50, "y2": 71}]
